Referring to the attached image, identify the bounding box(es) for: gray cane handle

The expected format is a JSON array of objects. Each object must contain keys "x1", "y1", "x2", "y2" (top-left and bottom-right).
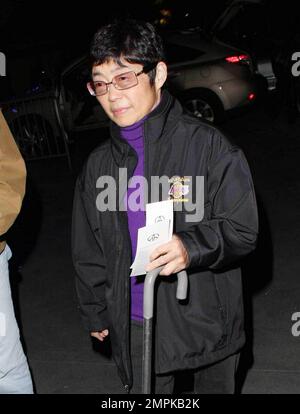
[
  {"x1": 176, "y1": 270, "x2": 188, "y2": 300},
  {"x1": 143, "y1": 266, "x2": 163, "y2": 320},
  {"x1": 143, "y1": 268, "x2": 188, "y2": 320}
]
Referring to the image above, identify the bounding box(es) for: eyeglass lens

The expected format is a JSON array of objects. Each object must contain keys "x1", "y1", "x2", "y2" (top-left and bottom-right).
[{"x1": 91, "y1": 71, "x2": 138, "y2": 96}]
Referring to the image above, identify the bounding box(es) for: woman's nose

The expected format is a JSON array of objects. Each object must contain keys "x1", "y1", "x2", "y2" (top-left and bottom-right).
[{"x1": 107, "y1": 83, "x2": 123, "y2": 100}]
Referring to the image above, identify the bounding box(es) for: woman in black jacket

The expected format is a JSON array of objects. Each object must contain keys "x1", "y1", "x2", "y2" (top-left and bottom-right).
[{"x1": 72, "y1": 18, "x2": 258, "y2": 394}]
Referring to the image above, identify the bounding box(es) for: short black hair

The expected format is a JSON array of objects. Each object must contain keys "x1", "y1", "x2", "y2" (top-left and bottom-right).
[{"x1": 90, "y1": 18, "x2": 165, "y2": 85}]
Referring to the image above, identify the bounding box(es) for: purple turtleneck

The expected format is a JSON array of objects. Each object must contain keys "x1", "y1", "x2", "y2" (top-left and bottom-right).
[{"x1": 120, "y1": 116, "x2": 147, "y2": 322}]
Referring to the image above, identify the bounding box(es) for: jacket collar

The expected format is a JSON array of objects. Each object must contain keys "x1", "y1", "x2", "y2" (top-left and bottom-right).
[{"x1": 110, "y1": 90, "x2": 182, "y2": 166}]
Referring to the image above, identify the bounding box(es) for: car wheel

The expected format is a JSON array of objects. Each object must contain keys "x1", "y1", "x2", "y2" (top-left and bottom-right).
[
  {"x1": 181, "y1": 89, "x2": 225, "y2": 124},
  {"x1": 9, "y1": 115, "x2": 59, "y2": 158}
]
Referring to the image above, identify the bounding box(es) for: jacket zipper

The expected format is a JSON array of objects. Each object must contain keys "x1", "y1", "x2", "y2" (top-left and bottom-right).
[
  {"x1": 143, "y1": 122, "x2": 149, "y2": 202},
  {"x1": 122, "y1": 145, "x2": 138, "y2": 391}
]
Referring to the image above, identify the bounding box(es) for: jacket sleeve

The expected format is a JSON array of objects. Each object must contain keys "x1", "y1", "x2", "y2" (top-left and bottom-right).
[
  {"x1": 0, "y1": 111, "x2": 26, "y2": 237},
  {"x1": 177, "y1": 136, "x2": 259, "y2": 271},
  {"x1": 72, "y1": 176, "x2": 109, "y2": 332}
]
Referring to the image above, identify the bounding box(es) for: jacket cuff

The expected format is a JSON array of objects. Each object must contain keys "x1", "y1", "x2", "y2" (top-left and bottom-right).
[
  {"x1": 175, "y1": 231, "x2": 200, "y2": 269},
  {"x1": 79, "y1": 308, "x2": 110, "y2": 333}
]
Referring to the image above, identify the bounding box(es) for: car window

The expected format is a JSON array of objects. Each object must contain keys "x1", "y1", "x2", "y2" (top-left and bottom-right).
[
  {"x1": 63, "y1": 60, "x2": 90, "y2": 100},
  {"x1": 164, "y1": 41, "x2": 204, "y2": 64},
  {"x1": 215, "y1": 4, "x2": 269, "y2": 54},
  {"x1": 62, "y1": 59, "x2": 108, "y2": 128}
]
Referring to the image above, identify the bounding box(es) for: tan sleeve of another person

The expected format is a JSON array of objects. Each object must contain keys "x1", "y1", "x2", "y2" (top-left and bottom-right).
[{"x1": 0, "y1": 110, "x2": 26, "y2": 242}]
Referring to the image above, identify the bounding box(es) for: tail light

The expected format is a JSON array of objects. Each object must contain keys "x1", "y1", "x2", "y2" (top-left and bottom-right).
[
  {"x1": 225, "y1": 54, "x2": 251, "y2": 65},
  {"x1": 248, "y1": 92, "x2": 256, "y2": 101}
]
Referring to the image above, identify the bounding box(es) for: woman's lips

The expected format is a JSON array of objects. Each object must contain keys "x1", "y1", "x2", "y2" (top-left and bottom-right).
[{"x1": 112, "y1": 107, "x2": 129, "y2": 116}]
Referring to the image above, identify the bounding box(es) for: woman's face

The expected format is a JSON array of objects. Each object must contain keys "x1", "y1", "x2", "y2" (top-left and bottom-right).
[{"x1": 91, "y1": 58, "x2": 166, "y2": 127}]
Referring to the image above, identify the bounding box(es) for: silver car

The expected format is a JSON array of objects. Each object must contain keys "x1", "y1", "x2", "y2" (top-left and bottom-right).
[{"x1": 163, "y1": 28, "x2": 257, "y2": 123}]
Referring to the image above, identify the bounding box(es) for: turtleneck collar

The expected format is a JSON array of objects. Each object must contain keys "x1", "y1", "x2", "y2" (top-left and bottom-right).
[
  {"x1": 120, "y1": 114, "x2": 147, "y2": 134},
  {"x1": 120, "y1": 114, "x2": 147, "y2": 143},
  {"x1": 110, "y1": 89, "x2": 181, "y2": 166}
]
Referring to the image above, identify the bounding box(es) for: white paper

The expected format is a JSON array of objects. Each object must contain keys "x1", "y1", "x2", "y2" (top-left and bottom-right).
[
  {"x1": 146, "y1": 199, "x2": 174, "y2": 237},
  {"x1": 130, "y1": 200, "x2": 174, "y2": 276}
]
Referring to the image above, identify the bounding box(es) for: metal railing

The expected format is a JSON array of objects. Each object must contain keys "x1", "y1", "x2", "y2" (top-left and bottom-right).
[{"x1": 0, "y1": 92, "x2": 72, "y2": 169}]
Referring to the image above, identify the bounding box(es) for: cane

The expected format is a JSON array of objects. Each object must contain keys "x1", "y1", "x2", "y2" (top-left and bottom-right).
[{"x1": 142, "y1": 267, "x2": 188, "y2": 394}]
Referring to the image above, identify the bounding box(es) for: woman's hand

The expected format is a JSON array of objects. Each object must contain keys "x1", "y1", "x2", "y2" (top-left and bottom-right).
[
  {"x1": 90, "y1": 329, "x2": 109, "y2": 342},
  {"x1": 145, "y1": 234, "x2": 189, "y2": 276}
]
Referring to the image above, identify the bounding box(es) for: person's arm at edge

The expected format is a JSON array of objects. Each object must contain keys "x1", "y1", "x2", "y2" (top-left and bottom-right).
[{"x1": 0, "y1": 111, "x2": 26, "y2": 247}]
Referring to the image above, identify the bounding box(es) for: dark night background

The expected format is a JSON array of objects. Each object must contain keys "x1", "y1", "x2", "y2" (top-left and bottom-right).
[
  {"x1": 1, "y1": 0, "x2": 300, "y2": 395},
  {"x1": 1, "y1": 0, "x2": 299, "y2": 99}
]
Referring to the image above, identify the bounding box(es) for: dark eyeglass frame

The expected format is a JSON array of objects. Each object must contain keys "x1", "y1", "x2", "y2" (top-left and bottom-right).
[{"x1": 87, "y1": 62, "x2": 157, "y2": 96}]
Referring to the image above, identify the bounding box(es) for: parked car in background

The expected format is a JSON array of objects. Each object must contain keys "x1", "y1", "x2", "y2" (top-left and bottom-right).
[
  {"x1": 154, "y1": 0, "x2": 280, "y2": 97},
  {"x1": 162, "y1": 28, "x2": 256, "y2": 123},
  {"x1": 58, "y1": 56, "x2": 108, "y2": 133},
  {"x1": 210, "y1": 0, "x2": 277, "y2": 92},
  {"x1": 60, "y1": 30, "x2": 257, "y2": 127},
  {"x1": 0, "y1": 86, "x2": 69, "y2": 161},
  {"x1": 210, "y1": 0, "x2": 300, "y2": 121},
  {"x1": 0, "y1": 58, "x2": 108, "y2": 165},
  {"x1": 0, "y1": 19, "x2": 257, "y2": 164}
]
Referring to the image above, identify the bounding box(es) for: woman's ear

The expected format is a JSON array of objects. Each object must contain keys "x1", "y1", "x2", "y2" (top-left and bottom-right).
[{"x1": 155, "y1": 61, "x2": 168, "y2": 90}]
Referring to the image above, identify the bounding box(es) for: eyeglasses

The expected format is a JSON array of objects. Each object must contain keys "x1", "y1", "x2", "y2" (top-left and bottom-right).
[{"x1": 87, "y1": 62, "x2": 157, "y2": 97}]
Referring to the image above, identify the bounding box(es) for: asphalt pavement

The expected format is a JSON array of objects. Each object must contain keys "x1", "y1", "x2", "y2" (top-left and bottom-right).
[{"x1": 7, "y1": 96, "x2": 300, "y2": 394}]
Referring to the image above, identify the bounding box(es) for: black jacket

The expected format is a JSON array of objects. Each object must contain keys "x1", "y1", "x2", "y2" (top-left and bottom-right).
[{"x1": 72, "y1": 90, "x2": 258, "y2": 391}]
